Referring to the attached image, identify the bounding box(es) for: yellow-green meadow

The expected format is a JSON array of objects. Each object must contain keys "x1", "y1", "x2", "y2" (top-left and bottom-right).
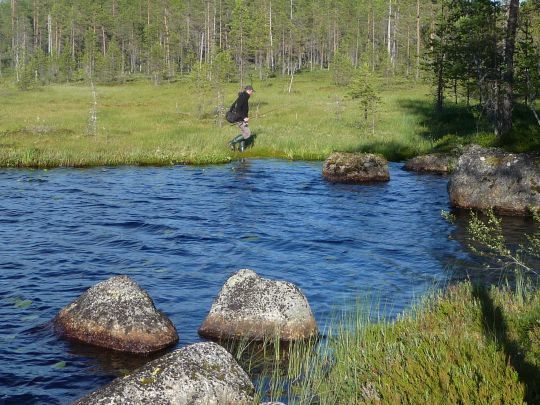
[{"x1": 0, "y1": 72, "x2": 473, "y2": 168}]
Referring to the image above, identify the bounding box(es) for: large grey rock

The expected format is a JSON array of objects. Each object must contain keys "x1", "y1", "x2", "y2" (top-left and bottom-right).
[
  {"x1": 323, "y1": 152, "x2": 390, "y2": 183},
  {"x1": 76, "y1": 342, "x2": 255, "y2": 405},
  {"x1": 404, "y1": 153, "x2": 457, "y2": 174},
  {"x1": 54, "y1": 275, "x2": 178, "y2": 353},
  {"x1": 198, "y1": 269, "x2": 318, "y2": 341},
  {"x1": 448, "y1": 145, "x2": 540, "y2": 215}
]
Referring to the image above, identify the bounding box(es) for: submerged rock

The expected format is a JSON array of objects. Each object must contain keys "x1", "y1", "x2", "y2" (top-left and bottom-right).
[
  {"x1": 323, "y1": 152, "x2": 390, "y2": 183},
  {"x1": 448, "y1": 145, "x2": 540, "y2": 215},
  {"x1": 76, "y1": 342, "x2": 255, "y2": 404},
  {"x1": 404, "y1": 153, "x2": 457, "y2": 174},
  {"x1": 198, "y1": 269, "x2": 318, "y2": 341},
  {"x1": 54, "y1": 275, "x2": 178, "y2": 353}
]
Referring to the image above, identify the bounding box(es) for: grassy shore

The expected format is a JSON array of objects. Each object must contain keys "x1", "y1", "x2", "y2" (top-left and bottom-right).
[
  {"x1": 239, "y1": 281, "x2": 540, "y2": 404},
  {"x1": 1, "y1": 72, "x2": 537, "y2": 168}
]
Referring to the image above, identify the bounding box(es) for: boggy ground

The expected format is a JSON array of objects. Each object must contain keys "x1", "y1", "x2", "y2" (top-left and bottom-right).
[
  {"x1": 238, "y1": 281, "x2": 540, "y2": 404},
  {"x1": 1, "y1": 71, "x2": 538, "y2": 168}
]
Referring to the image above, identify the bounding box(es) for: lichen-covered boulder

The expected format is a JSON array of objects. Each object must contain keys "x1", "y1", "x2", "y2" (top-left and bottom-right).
[
  {"x1": 54, "y1": 275, "x2": 178, "y2": 353},
  {"x1": 198, "y1": 269, "x2": 318, "y2": 341},
  {"x1": 404, "y1": 153, "x2": 457, "y2": 174},
  {"x1": 323, "y1": 152, "x2": 389, "y2": 183},
  {"x1": 448, "y1": 145, "x2": 540, "y2": 215},
  {"x1": 76, "y1": 342, "x2": 255, "y2": 405}
]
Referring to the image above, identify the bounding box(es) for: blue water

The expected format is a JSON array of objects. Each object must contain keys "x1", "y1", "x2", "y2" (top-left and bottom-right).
[{"x1": 0, "y1": 160, "x2": 517, "y2": 404}]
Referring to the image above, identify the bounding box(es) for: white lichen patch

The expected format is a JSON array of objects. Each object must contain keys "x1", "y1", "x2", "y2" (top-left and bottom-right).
[
  {"x1": 199, "y1": 269, "x2": 318, "y2": 340},
  {"x1": 55, "y1": 275, "x2": 178, "y2": 353},
  {"x1": 76, "y1": 342, "x2": 255, "y2": 404}
]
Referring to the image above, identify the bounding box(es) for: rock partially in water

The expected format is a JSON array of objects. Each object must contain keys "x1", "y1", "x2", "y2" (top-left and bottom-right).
[
  {"x1": 448, "y1": 145, "x2": 540, "y2": 215},
  {"x1": 54, "y1": 275, "x2": 178, "y2": 353},
  {"x1": 323, "y1": 152, "x2": 390, "y2": 183},
  {"x1": 76, "y1": 342, "x2": 255, "y2": 404},
  {"x1": 404, "y1": 153, "x2": 457, "y2": 174},
  {"x1": 198, "y1": 269, "x2": 318, "y2": 341}
]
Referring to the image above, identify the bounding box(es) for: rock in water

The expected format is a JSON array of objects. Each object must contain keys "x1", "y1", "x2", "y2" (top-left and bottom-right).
[
  {"x1": 54, "y1": 275, "x2": 178, "y2": 353},
  {"x1": 76, "y1": 342, "x2": 255, "y2": 405},
  {"x1": 404, "y1": 153, "x2": 457, "y2": 174},
  {"x1": 323, "y1": 152, "x2": 390, "y2": 183},
  {"x1": 448, "y1": 145, "x2": 540, "y2": 215},
  {"x1": 198, "y1": 269, "x2": 318, "y2": 341}
]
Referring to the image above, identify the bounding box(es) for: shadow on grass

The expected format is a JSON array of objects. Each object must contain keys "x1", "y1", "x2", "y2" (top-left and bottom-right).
[
  {"x1": 399, "y1": 100, "x2": 489, "y2": 141},
  {"x1": 398, "y1": 99, "x2": 540, "y2": 153},
  {"x1": 345, "y1": 140, "x2": 420, "y2": 162},
  {"x1": 472, "y1": 285, "x2": 540, "y2": 403}
]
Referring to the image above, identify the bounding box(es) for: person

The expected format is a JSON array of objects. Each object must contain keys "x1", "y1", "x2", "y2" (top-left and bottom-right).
[{"x1": 228, "y1": 85, "x2": 254, "y2": 152}]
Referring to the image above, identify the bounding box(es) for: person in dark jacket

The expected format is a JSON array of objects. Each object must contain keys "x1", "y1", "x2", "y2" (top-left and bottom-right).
[{"x1": 228, "y1": 85, "x2": 254, "y2": 151}]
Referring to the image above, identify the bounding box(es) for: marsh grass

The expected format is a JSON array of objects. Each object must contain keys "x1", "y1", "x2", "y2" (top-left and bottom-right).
[
  {"x1": 1, "y1": 72, "x2": 537, "y2": 167},
  {"x1": 0, "y1": 72, "x2": 493, "y2": 168},
  {"x1": 235, "y1": 282, "x2": 540, "y2": 404}
]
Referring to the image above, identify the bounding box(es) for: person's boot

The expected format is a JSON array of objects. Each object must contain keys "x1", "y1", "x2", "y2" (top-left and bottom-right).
[
  {"x1": 228, "y1": 134, "x2": 244, "y2": 150},
  {"x1": 239, "y1": 140, "x2": 245, "y2": 152}
]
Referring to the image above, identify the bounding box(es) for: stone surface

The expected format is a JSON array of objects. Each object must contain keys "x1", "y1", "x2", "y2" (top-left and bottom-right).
[
  {"x1": 76, "y1": 342, "x2": 255, "y2": 405},
  {"x1": 54, "y1": 275, "x2": 178, "y2": 353},
  {"x1": 322, "y1": 152, "x2": 390, "y2": 183},
  {"x1": 198, "y1": 269, "x2": 318, "y2": 341},
  {"x1": 448, "y1": 145, "x2": 540, "y2": 215},
  {"x1": 404, "y1": 153, "x2": 457, "y2": 174}
]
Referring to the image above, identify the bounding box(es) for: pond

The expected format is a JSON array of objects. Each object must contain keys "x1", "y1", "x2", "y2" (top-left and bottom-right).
[{"x1": 0, "y1": 160, "x2": 532, "y2": 404}]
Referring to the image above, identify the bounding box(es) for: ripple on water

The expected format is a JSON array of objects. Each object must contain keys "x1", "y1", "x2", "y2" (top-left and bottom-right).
[{"x1": 1, "y1": 160, "x2": 533, "y2": 404}]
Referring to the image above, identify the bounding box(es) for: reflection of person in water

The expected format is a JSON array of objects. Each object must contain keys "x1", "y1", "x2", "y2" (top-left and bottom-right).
[
  {"x1": 228, "y1": 85, "x2": 254, "y2": 152},
  {"x1": 232, "y1": 159, "x2": 252, "y2": 179}
]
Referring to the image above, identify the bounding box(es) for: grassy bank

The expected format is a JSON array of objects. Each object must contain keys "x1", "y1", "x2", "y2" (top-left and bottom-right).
[
  {"x1": 238, "y1": 281, "x2": 540, "y2": 404},
  {"x1": 1, "y1": 72, "x2": 537, "y2": 168}
]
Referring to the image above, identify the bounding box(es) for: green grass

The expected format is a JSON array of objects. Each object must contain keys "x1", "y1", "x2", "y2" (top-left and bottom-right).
[
  {"x1": 1, "y1": 71, "x2": 538, "y2": 168},
  {"x1": 234, "y1": 281, "x2": 540, "y2": 404}
]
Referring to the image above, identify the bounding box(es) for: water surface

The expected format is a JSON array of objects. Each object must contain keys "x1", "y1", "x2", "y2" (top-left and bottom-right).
[{"x1": 0, "y1": 160, "x2": 528, "y2": 403}]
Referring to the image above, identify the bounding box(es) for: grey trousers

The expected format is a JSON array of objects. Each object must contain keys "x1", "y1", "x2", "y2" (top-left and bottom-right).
[{"x1": 238, "y1": 121, "x2": 251, "y2": 139}]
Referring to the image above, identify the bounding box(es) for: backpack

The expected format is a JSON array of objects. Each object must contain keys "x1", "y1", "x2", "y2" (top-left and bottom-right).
[{"x1": 225, "y1": 100, "x2": 237, "y2": 123}]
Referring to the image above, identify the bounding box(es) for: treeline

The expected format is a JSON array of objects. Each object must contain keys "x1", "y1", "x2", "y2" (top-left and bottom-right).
[
  {"x1": 427, "y1": 0, "x2": 540, "y2": 135},
  {"x1": 0, "y1": 0, "x2": 431, "y2": 85},
  {"x1": 0, "y1": 0, "x2": 539, "y2": 136}
]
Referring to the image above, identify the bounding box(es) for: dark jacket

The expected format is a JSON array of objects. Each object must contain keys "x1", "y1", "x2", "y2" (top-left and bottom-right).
[{"x1": 233, "y1": 91, "x2": 250, "y2": 121}]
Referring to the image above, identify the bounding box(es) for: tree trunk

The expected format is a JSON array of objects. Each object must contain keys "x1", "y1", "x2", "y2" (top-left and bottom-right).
[
  {"x1": 11, "y1": 0, "x2": 19, "y2": 81},
  {"x1": 33, "y1": 0, "x2": 37, "y2": 48},
  {"x1": 47, "y1": 13, "x2": 52, "y2": 54},
  {"x1": 416, "y1": 0, "x2": 420, "y2": 80},
  {"x1": 436, "y1": 52, "x2": 444, "y2": 111},
  {"x1": 387, "y1": 0, "x2": 392, "y2": 57},
  {"x1": 164, "y1": 9, "x2": 171, "y2": 77},
  {"x1": 392, "y1": 5, "x2": 399, "y2": 73},
  {"x1": 269, "y1": 0, "x2": 274, "y2": 71},
  {"x1": 11, "y1": 0, "x2": 16, "y2": 51},
  {"x1": 371, "y1": 1, "x2": 375, "y2": 72},
  {"x1": 71, "y1": 22, "x2": 75, "y2": 61},
  {"x1": 496, "y1": 0, "x2": 519, "y2": 137},
  {"x1": 101, "y1": 26, "x2": 106, "y2": 56}
]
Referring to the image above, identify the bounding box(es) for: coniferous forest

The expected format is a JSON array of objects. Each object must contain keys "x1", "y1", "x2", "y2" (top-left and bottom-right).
[
  {"x1": 1, "y1": 3, "x2": 540, "y2": 404},
  {"x1": 0, "y1": 0, "x2": 539, "y2": 135}
]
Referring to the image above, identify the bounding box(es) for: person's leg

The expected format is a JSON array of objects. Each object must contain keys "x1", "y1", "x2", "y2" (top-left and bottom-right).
[
  {"x1": 228, "y1": 122, "x2": 245, "y2": 149},
  {"x1": 239, "y1": 121, "x2": 251, "y2": 139},
  {"x1": 228, "y1": 134, "x2": 244, "y2": 150},
  {"x1": 238, "y1": 121, "x2": 251, "y2": 152},
  {"x1": 229, "y1": 121, "x2": 251, "y2": 151}
]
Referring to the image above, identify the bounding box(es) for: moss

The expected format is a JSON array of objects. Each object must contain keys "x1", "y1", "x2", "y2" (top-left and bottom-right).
[
  {"x1": 139, "y1": 376, "x2": 155, "y2": 385},
  {"x1": 485, "y1": 156, "x2": 503, "y2": 167}
]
